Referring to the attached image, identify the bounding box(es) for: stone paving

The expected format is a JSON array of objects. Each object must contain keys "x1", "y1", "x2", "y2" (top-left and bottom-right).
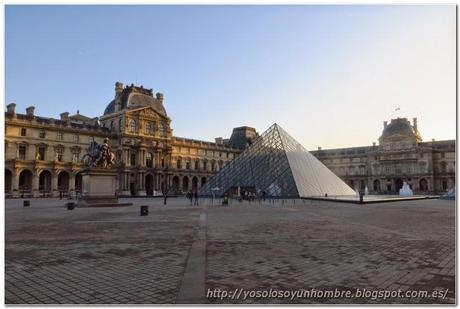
[{"x1": 5, "y1": 197, "x2": 455, "y2": 304}]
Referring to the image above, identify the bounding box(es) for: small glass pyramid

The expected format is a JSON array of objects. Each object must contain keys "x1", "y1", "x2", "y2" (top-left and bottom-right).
[{"x1": 200, "y1": 123, "x2": 355, "y2": 197}]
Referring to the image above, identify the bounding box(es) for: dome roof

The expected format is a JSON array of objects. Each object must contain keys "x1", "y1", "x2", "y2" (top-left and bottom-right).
[
  {"x1": 379, "y1": 118, "x2": 421, "y2": 142},
  {"x1": 103, "y1": 83, "x2": 167, "y2": 117}
]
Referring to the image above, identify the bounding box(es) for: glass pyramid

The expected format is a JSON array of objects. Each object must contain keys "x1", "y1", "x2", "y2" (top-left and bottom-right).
[{"x1": 200, "y1": 123, "x2": 355, "y2": 198}]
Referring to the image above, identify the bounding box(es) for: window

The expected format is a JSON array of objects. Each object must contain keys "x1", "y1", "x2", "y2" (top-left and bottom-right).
[
  {"x1": 57, "y1": 131, "x2": 63, "y2": 140},
  {"x1": 19, "y1": 145, "x2": 26, "y2": 160},
  {"x1": 20, "y1": 128, "x2": 26, "y2": 136},
  {"x1": 186, "y1": 161, "x2": 191, "y2": 170},
  {"x1": 146, "y1": 152, "x2": 153, "y2": 168},
  {"x1": 130, "y1": 152, "x2": 136, "y2": 166},
  {"x1": 74, "y1": 134, "x2": 79, "y2": 143},
  {"x1": 177, "y1": 159, "x2": 182, "y2": 169},
  {"x1": 195, "y1": 160, "x2": 199, "y2": 170},
  {"x1": 110, "y1": 121, "x2": 114, "y2": 130},
  {"x1": 119, "y1": 118, "x2": 123, "y2": 132},
  {"x1": 56, "y1": 148, "x2": 64, "y2": 162},
  {"x1": 38, "y1": 146, "x2": 46, "y2": 161},
  {"x1": 39, "y1": 129, "x2": 46, "y2": 138},
  {"x1": 145, "y1": 122, "x2": 155, "y2": 135},
  {"x1": 441, "y1": 152, "x2": 445, "y2": 159},
  {"x1": 159, "y1": 123, "x2": 166, "y2": 137},
  {"x1": 72, "y1": 152, "x2": 80, "y2": 163},
  {"x1": 130, "y1": 120, "x2": 138, "y2": 133}
]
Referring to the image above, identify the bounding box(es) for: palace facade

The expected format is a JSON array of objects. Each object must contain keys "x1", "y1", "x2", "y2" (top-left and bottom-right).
[
  {"x1": 4, "y1": 82, "x2": 256, "y2": 198},
  {"x1": 311, "y1": 117, "x2": 456, "y2": 194},
  {"x1": 4, "y1": 82, "x2": 455, "y2": 198}
]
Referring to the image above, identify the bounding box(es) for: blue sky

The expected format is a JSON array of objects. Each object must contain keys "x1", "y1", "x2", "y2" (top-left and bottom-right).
[{"x1": 5, "y1": 5, "x2": 456, "y2": 149}]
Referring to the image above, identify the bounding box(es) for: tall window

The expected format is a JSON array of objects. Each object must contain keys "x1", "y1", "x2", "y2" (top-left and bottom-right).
[
  {"x1": 19, "y1": 145, "x2": 26, "y2": 160},
  {"x1": 146, "y1": 152, "x2": 153, "y2": 168},
  {"x1": 186, "y1": 161, "x2": 191, "y2": 170},
  {"x1": 159, "y1": 123, "x2": 166, "y2": 137},
  {"x1": 145, "y1": 122, "x2": 155, "y2": 135},
  {"x1": 195, "y1": 160, "x2": 199, "y2": 170},
  {"x1": 119, "y1": 118, "x2": 123, "y2": 132},
  {"x1": 177, "y1": 158, "x2": 182, "y2": 169},
  {"x1": 39, "y1": 129, "x2": 46, "y2": 138},
  {"x1": 130, "y1": 120, "x2": 137, "y2": 133},
  {"x1": 110, "y1": 121, "x2": 114, "y2": 130},
  {"x1": 56, "y1": 148, "x2": 64, "y2": 162},
  {"x1": 57, "y1": 131, "x2": 63, "y2": 140},
  {"x1": 74, "y1": 134, "x2": 79, "y2": 143},
  {"x1": 130, "y1": 152, "x2": 136, "y2": 166},
  {"x1": 38, "y1": 146, "x2": 46, "y2": 161},
  {"x1": 20, "y1": 128, "x2": 26, "y2": 136}
]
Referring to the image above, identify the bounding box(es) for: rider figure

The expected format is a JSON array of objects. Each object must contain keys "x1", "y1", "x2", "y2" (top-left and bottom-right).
[{"x1": 96, "y1": 138, "x2": 111, "y2": 167}]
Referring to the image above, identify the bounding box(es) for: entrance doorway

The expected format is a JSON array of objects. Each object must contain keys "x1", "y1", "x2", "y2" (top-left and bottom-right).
[
  {"x1": 395, "y1": 178, "x2": 403, "y2": 192},
  {"x1": 145, "y1": 174, "x2": 154, "y2": 196}
]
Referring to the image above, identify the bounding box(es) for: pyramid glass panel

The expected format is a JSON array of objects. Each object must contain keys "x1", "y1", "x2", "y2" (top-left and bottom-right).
[{"x1": 200, "y1": 123, "x2": 355, "y2": 197}]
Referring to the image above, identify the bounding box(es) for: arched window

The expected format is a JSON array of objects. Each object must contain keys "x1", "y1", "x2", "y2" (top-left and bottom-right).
[
  {"x1": 176, "y1": 158, "x2": 182, "y2": 169},
  {"x1": 146, "y1": 152, "x2": 153, "y2": 168},
  {"x1": 130, "y1": 120, "x2": 137, "y2": 133},
  {"x1": 110, "y1": 121, "x2": 114, "y2": 130},
  {"x1": 195, "y1": 160, "x2": 199, "y2": 170},
  {"x1": 145, "y1": 122, "x2": 155, "y2": 135},
  {"x1": 118, "y1": 118, "x2": 123, "y2": 132}
]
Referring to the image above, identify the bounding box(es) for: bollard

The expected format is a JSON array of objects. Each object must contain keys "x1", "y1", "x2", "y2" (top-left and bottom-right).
[
  {"x1": 23, "y1": 200, "x2": 30, "y2": 207},
  {"x1": 67, "y1": 202, "x2": 75, "y2": 210},
  {"x1": 140, "y1": 205, "x2": 149, "y2": 216}
]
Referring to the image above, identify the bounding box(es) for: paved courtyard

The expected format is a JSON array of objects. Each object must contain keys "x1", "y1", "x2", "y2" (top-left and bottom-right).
[{"x1": 5, "y1": 197, "x2": 455, "y2": 304}]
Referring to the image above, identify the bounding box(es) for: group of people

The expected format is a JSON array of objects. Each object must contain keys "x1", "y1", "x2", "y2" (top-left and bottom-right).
[{"x1": 186, "y1": 191, "x2": 200, "y2": 206}]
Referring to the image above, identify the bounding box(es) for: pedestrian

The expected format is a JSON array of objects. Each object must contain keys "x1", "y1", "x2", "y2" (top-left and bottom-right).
[
  {"x1": 194, "y1": 191, "x2": 199, "y2": 206},
  {"x1": 187, "y1": 191, "x2": 193, "y2": 206}
]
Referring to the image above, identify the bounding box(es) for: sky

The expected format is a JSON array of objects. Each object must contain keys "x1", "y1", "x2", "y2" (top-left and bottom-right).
[{"x1": 5, "y1": 5, "x2": 456, "y2": 149}]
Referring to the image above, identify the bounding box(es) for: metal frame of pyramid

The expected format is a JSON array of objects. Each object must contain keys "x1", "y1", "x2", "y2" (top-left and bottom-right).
[{"x1": 200, "y1": 123, "x2": 356, "y2": 198}]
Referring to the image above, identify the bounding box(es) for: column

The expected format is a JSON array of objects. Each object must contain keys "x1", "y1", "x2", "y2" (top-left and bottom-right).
[
  {"x1": 12, "y1": 172, "x2": 19, "y2": 198},
  {"x1": 51, "y1": 172, "x2": 59, "y2": 197},
  {"x1": 69, "y1": 173, "x2": 76, "y2": 191},
  {"x1": 121, "y1": 172, "x2": 131, "y2": 196},
  {"x1": 32, "y1": 170, "x2": 39, "y2": 197},
  {"x1": 138, "y1": 172, "x2": 146, "y2": 196}
]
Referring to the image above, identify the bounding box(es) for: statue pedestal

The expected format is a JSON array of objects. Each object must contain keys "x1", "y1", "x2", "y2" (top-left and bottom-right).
[{"x1": 77, "y1": 168, "x2": 132, "y2": 207}]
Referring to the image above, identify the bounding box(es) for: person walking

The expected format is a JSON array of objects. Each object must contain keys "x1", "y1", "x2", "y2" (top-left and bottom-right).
[
  {"x1": 187, "y1": 191, "x2": 193, "y2": 206},
  {"x1": 193, "y1": 191, "x2": 199, "y2": 206}
]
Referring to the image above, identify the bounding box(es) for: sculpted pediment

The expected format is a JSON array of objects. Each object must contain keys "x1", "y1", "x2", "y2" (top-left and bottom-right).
[{"x1": 126, "y1": 107, "x2": 164, "y2": 120}]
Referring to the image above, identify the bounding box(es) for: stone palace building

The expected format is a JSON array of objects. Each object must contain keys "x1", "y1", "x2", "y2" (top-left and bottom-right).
[
  {"x1": 311, "y1": 117, "x2": 455, "y2": 194},
  {"x1": 4, "y1": 82, "x2": 455, "y2": 197},
  {"x1": 5, "y1": 82, "x2": 257, "y2": 198}
]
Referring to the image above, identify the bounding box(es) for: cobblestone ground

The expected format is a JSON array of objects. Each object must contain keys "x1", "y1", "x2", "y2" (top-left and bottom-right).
[
  {"x1": 5, "y1": 197, "x2": 455, "y2": 304},
  {"x1": 5, "y1": 198, "x2": 201, "y2": 304},
  {"x1": 206, "y1": 199, "x2": 455, "y2": 304}
]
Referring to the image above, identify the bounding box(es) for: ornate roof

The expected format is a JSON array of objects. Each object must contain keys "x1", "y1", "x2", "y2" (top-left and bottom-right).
[
  {"x1": 379, "y1": 118, "x2": 422, "y2": 143},
  {"x1": 103, "y1": 83, "x2": 167, "y2": 117}
]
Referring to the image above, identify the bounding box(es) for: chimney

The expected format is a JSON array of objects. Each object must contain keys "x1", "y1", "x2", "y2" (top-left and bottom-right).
[
  {"x1": 115, "y1": 82, "x2": 123, "y2": 95},
  {"x1": 372, "y1": 142, "x2": 376, "y2": 146},
  {"x1": 6, "y1": 103, "x2": 16, "y2": 116},
  {"x1": 383, "y1": 121, "x2": 388, "y2": 128},
  {"x1": 413, "y1": 117, "x2": 418, "y2": 131},
  {"x1": 114, "y1": 82, "x2": 123, "y2": 112},
  {"x1": 26, "y1": 106, "x2": 35, "y2": 117},
  {"x1": 60, "y1": 112, "x2": 69, "y2": 122},
  {"x1": 156, "y1": 92, "x2": 164, "y2": 103},
  {"x1": 318, "y1": 146, "x2": 322, "y2": 151}
]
